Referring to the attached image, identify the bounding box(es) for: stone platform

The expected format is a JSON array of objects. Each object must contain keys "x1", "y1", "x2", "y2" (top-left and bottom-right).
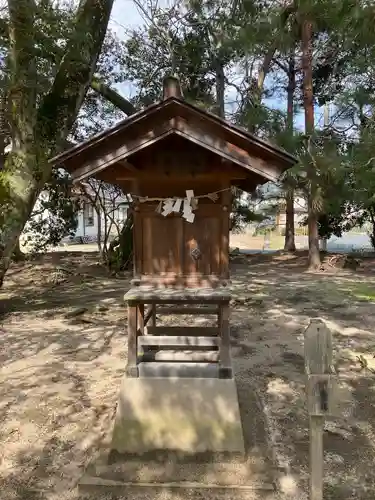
[
  {"x1": 110, "y1": 375, "x2": 245, "y2": 455},
  {"x1": 79, "y1": 375, "x2": 279, "y2": 498}
]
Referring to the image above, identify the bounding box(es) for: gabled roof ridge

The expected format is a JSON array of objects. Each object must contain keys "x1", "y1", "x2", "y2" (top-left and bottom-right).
[{"x1": 51, "y1": 97, "x2": 296, "y2": 166}]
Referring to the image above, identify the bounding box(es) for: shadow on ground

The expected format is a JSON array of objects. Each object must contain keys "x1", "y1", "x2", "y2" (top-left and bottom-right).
[{"x1": 1, "y1": 251, "x2": 375, "y2": 499}]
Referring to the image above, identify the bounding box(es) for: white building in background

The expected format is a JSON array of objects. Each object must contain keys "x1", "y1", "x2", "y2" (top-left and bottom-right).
[
  {"x1": 70, "y1": 182, "x2": 131, "y2": 243},
  {"x1": 71, "y1": 197, "x2": 130, "y2": 243},
  {"x1": 21, "y1": 188, "x2": 131, "y2": 248},
  {"x1": 3, "y1": 137, "x2": 133, "y2": 250}
]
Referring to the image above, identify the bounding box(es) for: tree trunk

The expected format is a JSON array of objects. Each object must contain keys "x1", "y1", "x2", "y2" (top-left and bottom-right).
[
  {"x1": 215, "y1": 59, "x2": 225, "y2": 118},
  {"x1": 284, "y1": 50, "x2": 296, "y2": 252},
  {"x1": 0, "y1": 153, "x2": 41, "y2": 285},
  {"x1": 307, "y1": 199, "x2": 320, "y2": 266},
  {"x1": 284, "y1": 190, "x2": 296, "y2": 252},
  {"x1": 302, "y1": 17, "x2": 320, "y2": 270},
  {"x1": 0, "y1": 92, "x2": 6, "y2": 171},
  {"x1": 0, "y1": 0, "x2": 115, "y2": 287},
  {"x1": 12, "y1": 237, "x2": 25, "y2": 261}
]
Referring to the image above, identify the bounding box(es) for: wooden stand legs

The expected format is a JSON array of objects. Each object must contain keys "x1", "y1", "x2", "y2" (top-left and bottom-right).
[
  {"x1": 218, "y1": 303, "x2": 232, "y2": 379},
  {"x1": 127, "y1": 303, "x2": 146, "y2": 378},
  {"x1": 127, "y1": 303, "x2": 138, "y2": 377},
  {"x1": 137, "y1": 304, "x2": 144, "y2": 335},
  {"x1": 126, "y1": 299, "x2": 232, "y2": 379},
  {"x1": 151, "y1": 304, "x2": 156, "y2": 327},
  {"x1": 127, "y1": 303, "x2": 154, "y2": 377}
]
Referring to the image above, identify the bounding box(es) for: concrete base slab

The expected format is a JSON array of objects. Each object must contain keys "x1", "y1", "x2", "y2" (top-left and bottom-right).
[
  {"x1": 79, "y1": 475, "x2": 277, "y2": 499},
  {"x1": 79, "y1": 449, "x2": 276, "y2": 498},
  {"x1": 110, "y1": 375, "x2": 245, "y2": 456},
  {"x1": 78, "y1": 375, "x2": 281, "y2": 498}
]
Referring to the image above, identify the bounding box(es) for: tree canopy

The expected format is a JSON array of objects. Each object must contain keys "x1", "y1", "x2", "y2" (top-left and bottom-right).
[{"x1": 1, "y1": 0, "x2": 375, "y2": 281}]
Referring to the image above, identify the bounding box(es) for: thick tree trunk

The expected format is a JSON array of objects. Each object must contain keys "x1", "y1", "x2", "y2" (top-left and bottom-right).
[
  {"x1": 0, "y1": 153, "x2": 40, "y2": 285},
  {"x1": 0, "y1": 0, "x2": 115, "y2": 287},
  {"x1": 302, "y1": 17, "x2": 320, "y2": 270},
  {"x1": 0, "y1": 23, "x2": 137, "y2": 117},
  {"x1": 284, "y1": 50, "x2": 296, "y2": 252}
]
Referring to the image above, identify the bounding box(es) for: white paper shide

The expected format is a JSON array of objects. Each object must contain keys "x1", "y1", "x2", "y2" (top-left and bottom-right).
[{"x1": 160, "y1": 190, "x2": 198, "y2": 223}]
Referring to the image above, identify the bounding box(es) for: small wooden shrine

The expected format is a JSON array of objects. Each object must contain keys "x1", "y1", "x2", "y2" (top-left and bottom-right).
[{"x1": 52, "y1": 76, "x2": 296, "y2": 461}]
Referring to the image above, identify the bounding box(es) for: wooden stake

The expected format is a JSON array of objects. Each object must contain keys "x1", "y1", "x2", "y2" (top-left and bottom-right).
[
  {"x1": 304, "y1": 319, "x2": 337, "y2": 500},
  {"x1": 309, "y1": 415, "x2": 324, "y2": 500}
]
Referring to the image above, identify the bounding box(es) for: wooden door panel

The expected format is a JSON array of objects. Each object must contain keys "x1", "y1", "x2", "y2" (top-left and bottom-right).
[
  {"x1": 142, "y1": 215, "x2": 183, "y2": 274},
  {"x1": 183, "y1": 216, "x2": 221, "y2": 276},
  {"x1": 139, "y1": 202, "x2": 226, "y2": 281}
]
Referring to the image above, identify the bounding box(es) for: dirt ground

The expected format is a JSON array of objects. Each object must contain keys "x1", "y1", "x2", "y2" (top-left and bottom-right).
[{"x1": 1, "y1": 251, "x2": 375, "y2": 500}]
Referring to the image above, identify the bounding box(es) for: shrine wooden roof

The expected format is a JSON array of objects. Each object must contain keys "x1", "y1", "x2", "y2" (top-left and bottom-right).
[{"x1": 51, "y1": 89, "x2": 297, "y2": 193}]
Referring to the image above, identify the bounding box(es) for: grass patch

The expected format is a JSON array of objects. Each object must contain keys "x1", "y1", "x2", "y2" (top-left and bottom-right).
[{"x1": 343, "y1": 283, "x2": 375, "y2": 302}]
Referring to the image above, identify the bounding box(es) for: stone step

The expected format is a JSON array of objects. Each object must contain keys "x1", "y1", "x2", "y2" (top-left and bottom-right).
[
  {"x1": 139, "y1": 349, "x2": 219, "y2": 363},
  {"x1": 146, "y1": 326, "x2": 219, "y2": 336},
  {"x1": 79, "y1": 475, "x2": 277, "y2": 499},
  {"x1": 137, "y1": 361, "x2": 219, "y2": 378},
  {"x1": 138, "y1": 335, "x2": 220, "y2": 349}
]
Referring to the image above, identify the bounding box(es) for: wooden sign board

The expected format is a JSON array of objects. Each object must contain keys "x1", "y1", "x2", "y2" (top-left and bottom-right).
[
  {"x1": 306, "y1": 374, "x2": 338, "y2": 416},
  {"x1": 304, "y1": 319, "x2": 337, "y2": 417}
]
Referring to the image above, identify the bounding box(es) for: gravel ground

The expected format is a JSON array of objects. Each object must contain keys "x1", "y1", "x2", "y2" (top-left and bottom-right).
[{"x1": 1, "y1": 251, "x2": 375, "y2": 499}]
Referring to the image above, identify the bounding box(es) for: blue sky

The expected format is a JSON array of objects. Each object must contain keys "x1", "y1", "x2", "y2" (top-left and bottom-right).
[
  {"x1": 107, "y1": 0, "x2": 326, "y2": 132},
  {"x1": 109, "y1": 0, "x2": 144, "y2": 35}
]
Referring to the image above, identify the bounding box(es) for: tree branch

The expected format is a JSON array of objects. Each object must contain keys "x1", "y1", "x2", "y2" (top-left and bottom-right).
[
  {"x1": 256, "y1": 1, "x2": 298, "y2": 96},
  {"x1": 90, "y1": 79, "x2": 136, "y2": 116},
  {"x1": 272, "y1": 58, "x2": 288, "y2": 73},
  {"x1": 35, "y1": 0, "x2": 116, "y2": 154},
  {"x1": 132, "y1": 0, "x2": 178, "y2": 74}
]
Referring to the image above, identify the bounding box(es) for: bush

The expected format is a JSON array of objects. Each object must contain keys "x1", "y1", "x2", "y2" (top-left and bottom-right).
[{"x1": 106, "y1": 213, "x2": 133, "y2": 272}]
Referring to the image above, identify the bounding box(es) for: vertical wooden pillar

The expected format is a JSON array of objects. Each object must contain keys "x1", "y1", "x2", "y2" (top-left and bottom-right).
[
  {"x1": 220, "y1": 181, "x2": 231, "y2": 281},
  {"x1": 151, "y1": 304, "x2": 157, "y2": 327},
  {"x1": 219, "y1": 301, "x2": 232, "y2": 378},
  {"x1": 127, "y1": 302, "x2": 138, "y2": 377},
  {"x1": 132, "y1": 179, "x2": 142, "y2": 285}
]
